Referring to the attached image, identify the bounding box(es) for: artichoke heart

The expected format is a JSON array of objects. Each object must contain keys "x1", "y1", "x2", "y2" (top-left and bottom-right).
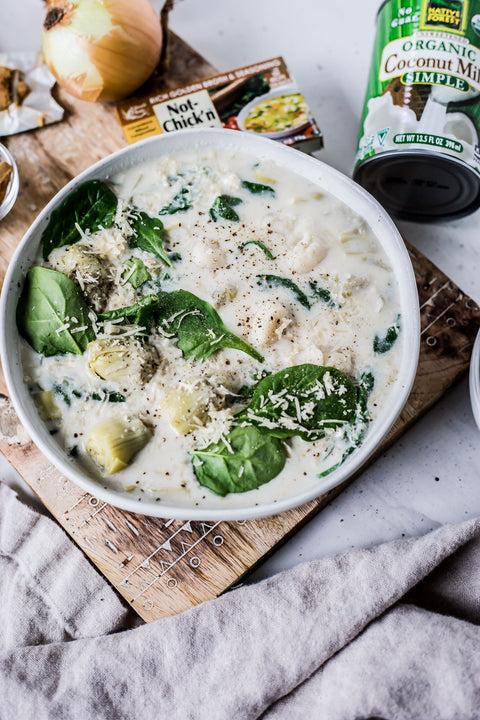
[
  {"x1": 33, "y1": 390, "x2": 61, "y2": 421},
  {"x1": 54, "y1": 245, "x2": 112, "y2": 312},
  {"x1": 160, "y1": 380, "x2": 211, "y2": 435},
  {"x1": 87, "y1": 337, "x2": 158, "y2": 386},
  {"x1": 85, "y1": 416, "x2": 151, "y2": 475}
]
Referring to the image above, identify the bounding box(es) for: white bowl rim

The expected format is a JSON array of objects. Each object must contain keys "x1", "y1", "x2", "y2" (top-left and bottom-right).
[
  {"x1": 0, "y1": 127, "x2": 420, "y2": 521},
  {"x1": 469, "y1": 329, "x2": 480, "y2": 431}
]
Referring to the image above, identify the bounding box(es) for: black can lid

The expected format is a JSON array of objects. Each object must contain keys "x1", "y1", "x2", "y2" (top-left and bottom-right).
[{"x1": 353, "y1": 151, "x2": 480, "y2": 221}]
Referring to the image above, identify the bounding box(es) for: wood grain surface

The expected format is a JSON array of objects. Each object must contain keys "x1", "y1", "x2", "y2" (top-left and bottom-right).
[{"x1": 1, "y1": 33, "x2": 479, "y2": 621}]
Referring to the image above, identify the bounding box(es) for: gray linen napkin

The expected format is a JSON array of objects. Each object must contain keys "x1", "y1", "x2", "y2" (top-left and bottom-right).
[{"x1": 0, "y1": 481, "x2": 479, "y2": 720}]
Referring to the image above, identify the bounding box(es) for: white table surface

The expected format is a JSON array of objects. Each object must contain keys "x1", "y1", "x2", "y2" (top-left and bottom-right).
[{"x1": 1, "y1": 0, "x2": 480, "y2": 585}]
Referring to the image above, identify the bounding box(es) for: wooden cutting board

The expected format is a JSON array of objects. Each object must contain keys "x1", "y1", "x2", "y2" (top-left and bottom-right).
[{"x1": 1, "y1": 33, "x2": 479, "y2": 621}]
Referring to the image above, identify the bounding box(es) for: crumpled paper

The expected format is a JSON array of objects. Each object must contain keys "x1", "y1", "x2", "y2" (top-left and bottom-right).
[{"x1": 0, "y1": 51, "x2": 63, "y2": 137}]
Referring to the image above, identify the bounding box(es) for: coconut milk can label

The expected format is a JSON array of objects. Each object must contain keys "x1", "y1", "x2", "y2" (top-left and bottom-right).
[
  {"x1": 378, "y1": 35, "x2": 480, "y2": 90},
  {"x1": 355, "y1": 0, "x2": 480, "y2": 173}
]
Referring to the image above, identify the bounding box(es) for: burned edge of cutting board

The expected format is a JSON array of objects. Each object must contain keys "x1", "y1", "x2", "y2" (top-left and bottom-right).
[{"x1": 1, "y1": 33, "x2": 479, "y2": 620}]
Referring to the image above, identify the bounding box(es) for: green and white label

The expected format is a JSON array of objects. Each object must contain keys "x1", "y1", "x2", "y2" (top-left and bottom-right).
[
  {"x1": 379, "y1": 35, "x2": 480, "y2": 90},
  {"x1": 355, "y1": 0, "x2": 480, "y2": 173}
]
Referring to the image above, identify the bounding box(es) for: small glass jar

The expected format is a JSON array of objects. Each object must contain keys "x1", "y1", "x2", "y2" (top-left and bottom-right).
[{"x1": 0, "y1": 142, "x2": 19, "y2": 221}]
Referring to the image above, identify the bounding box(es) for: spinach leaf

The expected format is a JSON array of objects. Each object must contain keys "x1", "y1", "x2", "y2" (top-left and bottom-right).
[
  {"x1": 258, "y1": 274, "x2": 311, "y2": 309},
  {"x1": 317, "y1": 371, "x2": 374, "y2": 478},
  {"x1": 17, "y1": 267, "x2": 95, "y2": 356},
  {"x1": 121, "y1": 257, "x2": 151, "y2": 288},
  {"x1": 346, "y1": 371, "x2": 374, "y2": 445},
  {"x1": 240, "y1": 240, "x2": 276, "y2": 260},
  {"x1": 98, "y1": 294, "x2": 159, "y2": 334},
  {"x1": 235, "y1": 364, "x2": 357, "y2": 441},
  {"x1": 155, "y1": 290, "x2": 264, "y2": 363},
  {"x1": 309, "y1": 281, "x2": 337, "y2": 308},
  {"x1": 357, "y1": 371, "x2": 374, "y2": 414},
  {"x1": 158, "y1": 187, "x2": 192, "y2": 215},
  {"x1": 373, "y1": 317, "x2": 400, "y2": 354},
  {"x1": 129, "y1": 211, "x2": 172, "y2": 266},
  {"x1": 190, "y1": 425, "x2": 286, "y2": 496},
  {"x1": 209, "y1": 195, "x2": 242, "y2": 222},
  {"x1": 236, "y1": 371, "x2": 272, "y2": 401},
  {"x1": 54, "y1": 383, "x2": 126, "y2": 404},
  {"x1": 241, "y1": 180, "x2": 275, "y2": 196},
  {"x1": 53, "y1": 383, "x2": 71, "y2": 406},
  {"x1": 98, "y1": 294, "x2": 159, "y2": 321},
  {"x1": 41, "y1": 180, "x2": 117, "y2": 259},
  {"x1": 135, "y1": 304, "x2": 158, "y2": 335},
  {"x1": 91, "y1": 391, "x2": 126, "y2": 403},
  {"x1": 237, "y1": 384, "x2": 255, "y2": 400},
  {"x1": 317, "y1": 446, "x2": 356, "y2": 478}
]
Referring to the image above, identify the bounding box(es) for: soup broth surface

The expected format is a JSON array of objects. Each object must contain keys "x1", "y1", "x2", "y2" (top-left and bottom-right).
[{"x1": 21, "y1": 148, "x2": 402, "y2": 510}]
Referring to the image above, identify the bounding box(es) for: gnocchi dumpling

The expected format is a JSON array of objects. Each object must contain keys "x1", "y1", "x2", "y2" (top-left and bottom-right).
[
  {"x1": 325, "y1": 347, "x2": 354, "y2": 375},
  {"x1": 248, "y1": 302, "x2": 293, "y2": 347},
  {"x1": 289, "y1": 234, "x2": 328, "y2": 274},
  {"x1": 191, "y1": 238, "x2": 226, "y2": 268}
]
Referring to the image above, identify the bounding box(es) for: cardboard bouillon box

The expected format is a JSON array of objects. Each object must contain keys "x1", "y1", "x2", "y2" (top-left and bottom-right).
[{"x1": 116, "y1": 57, "x2": 323, "y2": 153}]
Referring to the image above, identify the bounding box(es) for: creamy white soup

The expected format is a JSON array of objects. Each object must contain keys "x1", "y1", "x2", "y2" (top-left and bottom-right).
[{"x1": 18, "y1": 148, "x2": 401, "y2": 510}]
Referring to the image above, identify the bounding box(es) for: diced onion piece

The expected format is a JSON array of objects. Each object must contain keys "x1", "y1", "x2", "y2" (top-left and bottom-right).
[{"x1": 254, "y1": 171, "x2": 276, "y2": 184}]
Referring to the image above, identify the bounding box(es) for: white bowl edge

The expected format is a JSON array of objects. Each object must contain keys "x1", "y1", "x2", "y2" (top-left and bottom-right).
[{"x1": 469, "y1": 330, "x2": 480, "y2": 431}]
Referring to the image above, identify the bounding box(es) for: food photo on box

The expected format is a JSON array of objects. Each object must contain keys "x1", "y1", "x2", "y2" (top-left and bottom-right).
[{"x1": 0, "y1": 0, "x2": 480, "y2": 718}]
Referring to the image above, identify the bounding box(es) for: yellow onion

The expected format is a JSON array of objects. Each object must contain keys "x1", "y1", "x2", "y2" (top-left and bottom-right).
[{"x1": 42, "y1": 0, "x2": 163, "y2": 102}]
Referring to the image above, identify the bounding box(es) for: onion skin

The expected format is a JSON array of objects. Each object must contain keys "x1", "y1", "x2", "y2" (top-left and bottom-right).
[{"x1": 42, "y1": 0, "x2": 163, "y2": 103}]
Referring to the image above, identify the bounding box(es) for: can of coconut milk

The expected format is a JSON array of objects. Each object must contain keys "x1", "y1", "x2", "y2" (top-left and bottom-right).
[{"x1": 354, "y1": 0, "x2": 480, "y2": 220}]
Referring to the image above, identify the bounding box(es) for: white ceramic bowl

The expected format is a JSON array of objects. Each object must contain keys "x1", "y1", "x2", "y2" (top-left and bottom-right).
[{"x1": 0, "y1": 128, "x2": 420, "y2": 520}]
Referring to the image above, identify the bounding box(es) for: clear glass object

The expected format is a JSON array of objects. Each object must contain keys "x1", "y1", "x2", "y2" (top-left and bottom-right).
[{"x1": 0, "y1": 142, "x2": 19, "y2": 221}]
